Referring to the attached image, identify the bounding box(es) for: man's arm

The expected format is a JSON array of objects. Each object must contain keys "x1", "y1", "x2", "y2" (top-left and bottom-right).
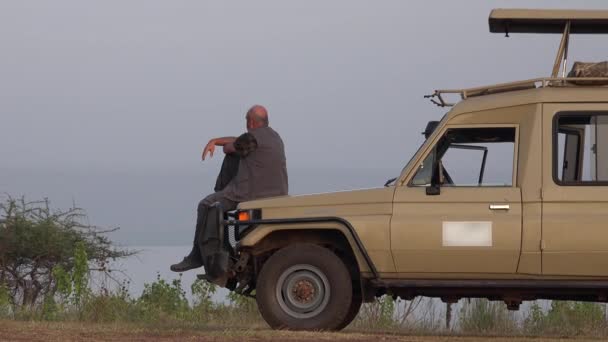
[
  {"x1": 202, "y1": 137, "x2": 236, "y2": 160},
  {"x1": 232, "y1": 133, "x2": 258, "y2": 158},
  {"x1": 219, "y1": 133, "x2": 258, "y2": 156}
]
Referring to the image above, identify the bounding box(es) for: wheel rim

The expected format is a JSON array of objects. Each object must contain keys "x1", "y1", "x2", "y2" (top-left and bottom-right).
[{"x1": 275, "y1": 264, "x2": 331, "y2": 319}]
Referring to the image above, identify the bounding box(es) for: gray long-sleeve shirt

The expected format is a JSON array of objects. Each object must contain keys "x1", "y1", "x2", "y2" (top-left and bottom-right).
[{"x1": 222, "y1": 126, "x2": 288, "y2": 202}]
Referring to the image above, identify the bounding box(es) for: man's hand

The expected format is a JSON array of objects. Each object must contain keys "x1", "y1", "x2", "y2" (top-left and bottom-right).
[
  {"x1": 202, "y1": 137, "x2": 237, "y2": 161},
  {"x1": 202, "y1": 139, "x2": 216, "y2": 160}
]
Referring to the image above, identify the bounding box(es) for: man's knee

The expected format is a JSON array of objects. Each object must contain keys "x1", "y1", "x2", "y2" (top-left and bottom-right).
[
  {"x1": 197, "y1": 199, "x2": 208, "y2": 214},
  {"x1": 198, "y1": 192, "x2": 225, "y2": 212}
]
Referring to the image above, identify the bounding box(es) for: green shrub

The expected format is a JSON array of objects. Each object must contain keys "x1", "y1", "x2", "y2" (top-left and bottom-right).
[
  {"x1": 227, "y1": 291, "x2": 257, "y2": 312},
  {"x1": 41, "y1": 295, "x2": 59, "y2": 321},
  {"x1": 0, "y1": 282, "x2": 12, "y2": 318},
  {"x1": 217, "y1": 291, "x2": 260, "y2": 324},
  {"x1": 72, "y1": 242, "x2": 89, "y2": 305},
  {"x1": 80, "y1": 292, "x2": 137, "y2": 323},
  {"x1": 191, "y1": 278, "x2": 216, "y2": 310},
  {"x1": 0, "y1": 197, "x2": 132, "y2": 308},
  {"x1": 52, "y1": 242, "x2": 90, "y2": 309},
  {"x1": 355, "y1": 295, "x2": 397, "y2": 330},
  {"x1": 523, "y1": 301, "x2": 545, "y2": 334},
  {"x1": 136, "y1": 273, "x2": 189, "y2": 321},
  {"x1": 459, "y1": 299, "x2": 517, "y2": 334},
  {"x1": 188, "y1": 279, "x2": 217, "y2": 323},
  {"x1": 524, "y1": 301, "x2": 606, "y2": 336}
]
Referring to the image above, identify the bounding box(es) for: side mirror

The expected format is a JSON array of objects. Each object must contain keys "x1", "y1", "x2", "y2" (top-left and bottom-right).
[
  {"x1": 426, "y1": 159, "x2": 443, "y2": 196},
  {"x1": 426, "y1": 184, "x2": 440, "y2": 196}
]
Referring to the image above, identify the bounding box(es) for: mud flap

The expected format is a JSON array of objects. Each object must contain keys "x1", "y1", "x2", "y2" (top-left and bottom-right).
[{"x1": 198, "y1": 203, "x2": 233, "y2": 286}]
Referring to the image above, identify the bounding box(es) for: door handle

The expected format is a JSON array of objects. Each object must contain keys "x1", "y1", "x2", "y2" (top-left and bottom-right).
[{"x1": 489, "y1": 204, "x2": 510, "y2": 210}]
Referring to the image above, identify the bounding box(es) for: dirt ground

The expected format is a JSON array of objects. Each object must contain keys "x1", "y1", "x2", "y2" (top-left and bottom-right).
[{"x1": 0, "y1": 321, "x2": 600, "y2": 342}]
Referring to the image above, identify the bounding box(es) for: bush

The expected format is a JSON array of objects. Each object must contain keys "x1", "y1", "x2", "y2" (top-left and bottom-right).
[
  {"x1": 136, "y1": 273, "x2": 189, "y2": 321},
  {"x1": 355, "y1": 295, "x2": 397, "y2": 330},
  {"x1": 41, "y1": 294, "x2": 59, "y2": 321},
  {"x1": 459, "y1": 299, "x2": 517, "y2": 334},
  {"x1": 227, "y1": 291, "x2": 256, "y2": 312},
  {"x1": 0, "y1": 282, "x2": 12, "y2": 318},
  {"x1": 0, "y1": 197, "x2": 132, "y2": 308},
  {"x1": 220, "y1": 290, "x2": 260, "y2": 324},
  {"x1": 78, "y1": 281, "x2": 137, "y2": 323},
  {"x1": 524, "y1": 301, "x2": 607, "y2": 336},
  {"x1": 189, "y1": 278, "x2": 217, "y2": 323},
  {"x1": 191, "y1": 278, "x2": 216, "y2": 311},
  {"x1": 53, "y1": 242, "x2": 90, "y2": 308}
]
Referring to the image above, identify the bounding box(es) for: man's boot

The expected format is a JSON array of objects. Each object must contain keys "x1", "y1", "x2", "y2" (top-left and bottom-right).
[
  {"x1": 171, "y1": 200, "x2": 209, "y2": 272},
  {"x1": 170, "y1": 254, "x2": 203, "y2": 272}
]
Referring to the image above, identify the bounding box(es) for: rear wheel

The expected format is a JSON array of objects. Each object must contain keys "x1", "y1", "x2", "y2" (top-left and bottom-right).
[{"x1": 256, "y1": 243, "x2": 353, "y2": 330}]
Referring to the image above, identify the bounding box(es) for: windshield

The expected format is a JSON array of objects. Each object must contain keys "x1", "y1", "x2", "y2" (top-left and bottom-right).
[{"x1": 392, "y1": 113, "x2": 449, "y2": 185}]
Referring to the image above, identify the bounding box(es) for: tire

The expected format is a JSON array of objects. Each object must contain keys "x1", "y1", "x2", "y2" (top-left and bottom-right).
[
  {"x1": 256, "y1": 243, "x2": 353, "y2": 331},
  {"x1": 336, "y1": 289, "x2": 362, "y2": 330}
]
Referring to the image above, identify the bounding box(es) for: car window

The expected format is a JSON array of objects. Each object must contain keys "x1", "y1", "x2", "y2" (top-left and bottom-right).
[
  {"x1": 410, "y1": 151, "x2": 434, "y2": 186},
  {"x1": 400, "y1": 114, "x2": 449, "y2": 181},
  {"x1": 410, "y1": 127, "x2": 516, "y2": 187},
  {"x1": 555, "y1": 113, "x2": 608, "y2": 184}
]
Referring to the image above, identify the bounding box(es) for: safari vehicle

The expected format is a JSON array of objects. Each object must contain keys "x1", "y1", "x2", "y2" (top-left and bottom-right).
[{"x1": 200, "y1": 9, "x2": 608, "y2": 330}]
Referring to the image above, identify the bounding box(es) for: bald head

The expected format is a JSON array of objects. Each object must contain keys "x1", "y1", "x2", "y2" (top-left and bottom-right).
[{"x1": 246, "y1": 104, "x2": 269, "y2": 130}]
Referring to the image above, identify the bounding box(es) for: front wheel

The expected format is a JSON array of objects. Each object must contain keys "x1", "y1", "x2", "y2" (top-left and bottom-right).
[
  {"x1": 256, "y1": 243, "x2": 353, "y2": 330},
  {"x1": 336, "y1": 289, "x2": 362, "y2": 330}
]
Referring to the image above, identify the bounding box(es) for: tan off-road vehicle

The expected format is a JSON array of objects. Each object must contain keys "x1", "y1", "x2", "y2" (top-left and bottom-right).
[{"x1": 200, "y1": 9, "x2": 608, "y2": 330}]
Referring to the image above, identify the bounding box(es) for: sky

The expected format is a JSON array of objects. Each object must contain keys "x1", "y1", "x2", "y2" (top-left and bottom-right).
[{"x1": 1, "y1": 0, "x2": 608, "y2": 246}]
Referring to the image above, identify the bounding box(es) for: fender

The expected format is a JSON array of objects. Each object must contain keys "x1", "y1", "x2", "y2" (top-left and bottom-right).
[{"x1": 234, "y1": 217, "x2": 379, "y2": 278}]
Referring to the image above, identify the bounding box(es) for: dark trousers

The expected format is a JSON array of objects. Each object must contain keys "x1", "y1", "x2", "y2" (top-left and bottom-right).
[{"x1": 188, "y1": 154, "x2": 240, "y2": 262}]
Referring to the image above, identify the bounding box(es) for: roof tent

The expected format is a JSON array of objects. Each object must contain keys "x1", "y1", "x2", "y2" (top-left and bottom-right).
[
  {"x1": 489, "y1": 9, "x2": 608, "y2": 77},
  {"x1": 424, "y1": 9, "x2": 608, "y2": 107},
  {"x1": 489, "y1": 9, "x2": 608, "y2": 34}
]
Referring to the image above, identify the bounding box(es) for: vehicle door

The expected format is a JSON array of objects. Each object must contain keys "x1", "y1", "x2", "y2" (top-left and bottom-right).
[
  {"x1": 391, "y1": 123, "x2": 522, "y2": 274},
  {"x1": 542, "y1": 104, "x2": 608, "y2": 276}
]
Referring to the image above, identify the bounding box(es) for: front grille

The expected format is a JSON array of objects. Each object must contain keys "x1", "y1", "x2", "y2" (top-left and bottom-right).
[{"x1": 225, "y1": 221, "x2": 238, "y2": 248}]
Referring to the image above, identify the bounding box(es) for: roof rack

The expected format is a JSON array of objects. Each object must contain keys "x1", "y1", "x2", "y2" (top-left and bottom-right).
[
  {"x1": 426, "y1": 9, "x2": 608, "y2": 107},
  {"x1": 424, "y1": 77, "x2": 608, "y2": 107}
]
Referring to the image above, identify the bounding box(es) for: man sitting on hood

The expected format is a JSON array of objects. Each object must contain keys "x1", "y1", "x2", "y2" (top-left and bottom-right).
[{"x1": 171, "y1": 105, "x2": 288, "y2": 272}]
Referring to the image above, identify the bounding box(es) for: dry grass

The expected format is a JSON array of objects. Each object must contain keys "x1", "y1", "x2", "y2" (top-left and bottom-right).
[{"x1": 0, "y1": 320, "x2": 603, "y2": 342}]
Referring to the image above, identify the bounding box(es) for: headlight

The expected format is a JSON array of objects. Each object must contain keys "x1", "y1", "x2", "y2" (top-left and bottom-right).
[
  {"x1": 230, "y1": 209, "x2": 261, "y2": 241},
  {"x1": 235, "y1": 208, "x2": 261, "y2": 222},
  {"x1": 238, "y1": 211, "x2": 251, "y2": 221}
]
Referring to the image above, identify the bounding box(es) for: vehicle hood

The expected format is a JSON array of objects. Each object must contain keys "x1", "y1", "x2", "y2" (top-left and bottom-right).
[{"x1": 238, "y1": 187, "x2": 395, "y2": 218}]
